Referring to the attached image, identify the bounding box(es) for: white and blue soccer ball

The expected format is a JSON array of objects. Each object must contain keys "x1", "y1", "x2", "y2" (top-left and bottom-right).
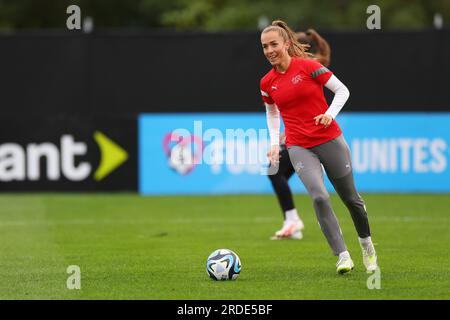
[{"x1": 206, "y1": 249, "x2": 241, "y2": 281}]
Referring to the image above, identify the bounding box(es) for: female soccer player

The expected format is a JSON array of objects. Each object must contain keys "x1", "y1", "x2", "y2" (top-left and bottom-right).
[
  {"x1": 260, "y1": 20, "x2": 378, "y2": 274},
  {"x1": 268, "y1": 29, "x2": 332, "y2": 241}
]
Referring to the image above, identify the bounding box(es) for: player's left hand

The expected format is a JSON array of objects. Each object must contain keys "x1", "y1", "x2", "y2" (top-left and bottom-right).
[{"x1": 314, "y1": 114, "x2": 333, "y2": 128}]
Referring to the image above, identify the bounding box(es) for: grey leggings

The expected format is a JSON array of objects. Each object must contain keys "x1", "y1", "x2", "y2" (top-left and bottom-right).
[{"x1": 288, "y1": 134, "x2": 371, "y2": 256}]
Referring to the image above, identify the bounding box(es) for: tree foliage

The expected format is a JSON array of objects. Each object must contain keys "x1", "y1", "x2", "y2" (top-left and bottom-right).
[{"x1": 0, "y1": 0, "x2": 448, "y2": 31}]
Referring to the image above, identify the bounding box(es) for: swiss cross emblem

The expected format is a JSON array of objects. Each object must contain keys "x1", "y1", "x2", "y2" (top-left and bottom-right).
[{"x1": 291, "y1": 74, "x2": 302, "y2": 84}]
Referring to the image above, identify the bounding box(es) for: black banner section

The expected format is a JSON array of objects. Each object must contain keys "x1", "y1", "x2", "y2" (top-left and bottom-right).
[
  {"x1": 0, "y1": 300, "x2": 446, "y2": 319},
  {"x1": 0, "y1": 115, "x2": 137, "y2": 191},
  {"x1": 0, "y1": 30, "x2": 449, "y2": 115}
]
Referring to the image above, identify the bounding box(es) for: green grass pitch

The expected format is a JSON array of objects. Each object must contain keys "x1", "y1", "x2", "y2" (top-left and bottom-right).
[{"x1": 0, "y1": 193, "x2": 449, "y2": 299}]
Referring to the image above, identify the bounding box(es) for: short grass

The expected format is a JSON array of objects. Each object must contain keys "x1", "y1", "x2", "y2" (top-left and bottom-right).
[{"x1": 0, "y1": 193, "x2": 449, "y2": 299}]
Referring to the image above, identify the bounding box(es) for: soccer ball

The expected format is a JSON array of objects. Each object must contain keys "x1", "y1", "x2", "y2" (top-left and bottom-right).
[{"x1": 206, "y1": 249, "x2": 241, "y2": 281}]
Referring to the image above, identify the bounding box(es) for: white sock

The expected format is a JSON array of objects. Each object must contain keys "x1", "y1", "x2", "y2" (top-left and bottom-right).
[
  {"x1": 285, "y1": 208, "x2": 300, "y2": 222},
  {"x1": 359, "y1": 236, "x2": 373, "y2": 247},
  {"x1": 359, "y1": 236, "x2": 375, "y2": 253},
  {"x1": 339, "y1": 251, "x2": 351, "y2": 260}
]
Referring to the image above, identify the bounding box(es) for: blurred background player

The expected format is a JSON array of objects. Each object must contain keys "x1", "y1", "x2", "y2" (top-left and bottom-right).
[{"x1": 268, "y1": 28, "x2": 331, "y2": 241}]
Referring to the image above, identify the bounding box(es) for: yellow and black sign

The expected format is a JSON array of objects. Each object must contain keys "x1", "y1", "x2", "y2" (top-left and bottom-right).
[{"x1": 0, "y1": 115, "x2": 137, "y2": 191}]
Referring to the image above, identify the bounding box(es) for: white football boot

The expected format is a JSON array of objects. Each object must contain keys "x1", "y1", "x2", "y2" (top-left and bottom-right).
[
  {"x1": 336, "y1": 252, "x2": 354, "y2": 274},
  {"x1": 270, "y1": 219, "x2": 304, "y2": 240},
  {"x1": 359, "y1": 238, "x2": 378, "y2": 272}
]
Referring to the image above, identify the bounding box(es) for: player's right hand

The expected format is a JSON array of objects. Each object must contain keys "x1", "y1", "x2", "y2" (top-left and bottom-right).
[{"x1": 267, "y1": 145, "x2": 280, "y2": 165}]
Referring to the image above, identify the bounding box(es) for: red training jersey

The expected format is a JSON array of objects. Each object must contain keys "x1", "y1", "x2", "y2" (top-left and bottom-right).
[{"x1": 260, "y1": 57, "x2": 342, "y2": 148}]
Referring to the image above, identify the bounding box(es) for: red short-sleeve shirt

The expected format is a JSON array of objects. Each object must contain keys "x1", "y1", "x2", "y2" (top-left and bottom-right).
[{"x1": 260, "y1": 57, "x2": 342, "y2": 148}]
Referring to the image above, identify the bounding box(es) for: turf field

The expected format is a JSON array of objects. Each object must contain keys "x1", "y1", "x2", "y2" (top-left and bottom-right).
[{"x1": 0, "y1": 193, "x2": 449, "y2": 299}]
